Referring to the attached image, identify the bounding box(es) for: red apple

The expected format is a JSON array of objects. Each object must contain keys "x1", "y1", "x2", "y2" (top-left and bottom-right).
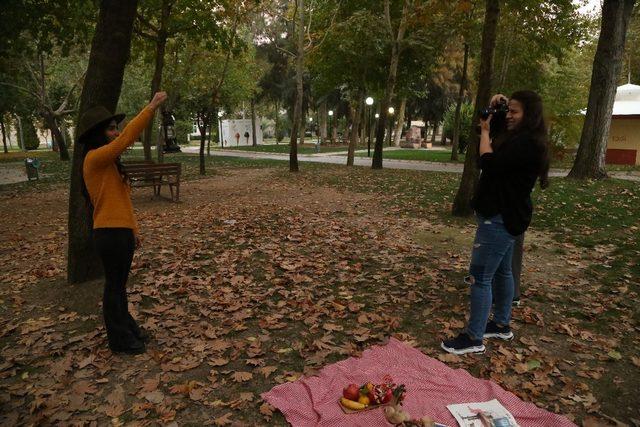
[
  {"x1": 381, "y1": 388, "x2": 394, "y2": 404},
  {"x1": 343, "y1": 384, "x2": 360, "y2": 401}
]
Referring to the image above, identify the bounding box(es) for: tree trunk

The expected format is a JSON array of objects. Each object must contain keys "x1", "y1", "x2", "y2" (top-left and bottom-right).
[
  {"x1": 274, "y1": 99, "x2": 279, "y2": 144},
  {"x1": 569, "y1": 0, "x2": 635, "y2": 179},
  {"x1": 451, "y1": 0, "x2": 500, "y2": 217},
  {"x1": 251, "y1": 95, "x2": 257, "y2": 146},
  {"x1": 198, "y1": 113, "x2": 208, "y2": 175},
  {"x1": 68, "y1": 0, "x2": 138, "y2": 284},
  {"x1": 319, "y1": 101, "x2": 327, "y2": 142},
  {"x1": 347, "y1": 93, "x2": 364, "y2": 166},
  {"x1": 431, "y1": 122, "x2": 438, "y2": 145},
  {"x1": 142, "y1": 0, "x2": 171, "y2": 161},
  {"x1": 451, "y1": 42, "x2": 469, "y2": 160},
  {"x1": 45, "y1": 113, "x2": 70, "y2": 160},
  {"x1": 289, "y1": 0, "x2": 304, "y2": 172},
  {"x1": 1, "y1": 117, "x2": 8, "y2": 153},
  {"x1": 393, "y1": 98, "x2": 406, "y2": 146},
  {"x1": 372, "y1": 0, "x2": 410, "y2": 169},
  {"x1": 331, "y1": 115, "x2": 337, "y2": 143}
]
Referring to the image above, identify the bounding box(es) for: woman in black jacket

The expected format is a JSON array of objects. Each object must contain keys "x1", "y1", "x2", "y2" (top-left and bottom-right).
[{"x1": 442, "y1": 90, "x2": 550, "y2": 355}]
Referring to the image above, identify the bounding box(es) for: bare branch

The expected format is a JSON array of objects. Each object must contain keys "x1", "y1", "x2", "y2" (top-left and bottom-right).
[
  {"x1": 136, "y1": 11, "x2": 159, "y2": 34},
  {"x1": 306, "y1": 4, "x2": 339, "y2": 53},
  {"x1": 54, "y1": 71, "x2": 86, "y2": 116},
  {"x1": 384, "y1": 0, "x2": 393, "y2": 38}
]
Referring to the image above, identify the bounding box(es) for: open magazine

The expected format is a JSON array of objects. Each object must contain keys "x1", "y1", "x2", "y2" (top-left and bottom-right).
[{"x1": 447, "y1": 399, "x2": 520, "y2": 427}]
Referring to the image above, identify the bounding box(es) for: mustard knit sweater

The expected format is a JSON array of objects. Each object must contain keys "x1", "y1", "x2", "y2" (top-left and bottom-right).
[{"x1": 83, "y1": 106, "x2": 154, "y2": 234}]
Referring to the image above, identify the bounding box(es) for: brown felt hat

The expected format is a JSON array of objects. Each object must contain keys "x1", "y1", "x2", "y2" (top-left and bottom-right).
[{"x1": 76, "y1": 106, "x2": 125, "y2": 143}]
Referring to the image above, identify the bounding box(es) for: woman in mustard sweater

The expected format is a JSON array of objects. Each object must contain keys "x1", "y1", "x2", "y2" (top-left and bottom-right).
[{"x1": 77, "y1": 91, "x2": 167, "y2": 354}]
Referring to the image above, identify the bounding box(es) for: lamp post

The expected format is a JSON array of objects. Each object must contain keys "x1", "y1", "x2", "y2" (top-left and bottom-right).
[
  {"x1": 365, "y1": 97, "x2": 374, "y2": 157},
  {"x1": 217, "y1": 110, "x2": 224, "y2": 148},
  {"x1": 328, "y1": 110, "x2": 334, "y2": 144},
  {"x1": 387, "y1": 106, "x2": 395, "y2": 146}
]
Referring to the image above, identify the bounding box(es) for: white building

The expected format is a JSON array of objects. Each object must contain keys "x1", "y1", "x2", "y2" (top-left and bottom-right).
[
  {"x1": 218, "y1": 118, "x2": 263, "y2": 147},
  {"x1": 606, "y1": 83, "x2": 640, "y2": 165}
]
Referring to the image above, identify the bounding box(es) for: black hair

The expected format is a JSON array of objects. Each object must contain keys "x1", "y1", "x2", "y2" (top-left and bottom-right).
[
  {"x1": 79, "y1": 121, "x2": 129, "y2": 206},
  {"x1": 509, "y1": 90, "x2": 550, "y2": 189}
]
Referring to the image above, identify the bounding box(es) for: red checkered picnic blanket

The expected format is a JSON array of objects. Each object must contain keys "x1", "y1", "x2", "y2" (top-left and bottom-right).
[{"x1": 261, "y1": 338, "x2": 576, "y2": 427}]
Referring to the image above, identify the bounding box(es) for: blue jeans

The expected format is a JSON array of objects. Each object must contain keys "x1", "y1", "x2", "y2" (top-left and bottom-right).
[{"x1": 466, "y1": 215, "x2": 515, "y2": 340}]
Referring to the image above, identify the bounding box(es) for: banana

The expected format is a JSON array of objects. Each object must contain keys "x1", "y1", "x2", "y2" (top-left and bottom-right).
[{"x1": 340, "y1": 397, "x2": 366, "y2": 410}]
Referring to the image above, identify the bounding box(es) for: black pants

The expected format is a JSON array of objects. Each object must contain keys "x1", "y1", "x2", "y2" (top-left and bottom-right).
[{"x1": 94, "y1": 228, "x2": 141, "y2": 349}]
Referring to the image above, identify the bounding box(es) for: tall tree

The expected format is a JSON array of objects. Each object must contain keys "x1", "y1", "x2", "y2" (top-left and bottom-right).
[
  {"x1": 569, "y1": 0, "x2": 637, "y2": 179},
  {"x1": 289, "y1": 0, "x2": 305, "y2": 172},
  {"x1": 372, "y1": 0, "x2": 411, "y2": 169},
  {"x1": 451, "y1": 0, "x2": 500, "y2": 216},
  {"x1": 67, "y1": 0, "x2": 139, "y2": 284}
]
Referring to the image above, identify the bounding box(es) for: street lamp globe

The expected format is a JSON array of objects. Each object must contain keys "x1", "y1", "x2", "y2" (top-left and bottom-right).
[
  {"x1": 217, "y1": 111, "x2": 224, "y2": 118},
  {"x1": 309, "y1": 117, "x2": 313, "y2": 122},
  {"x1": 388, "y1": 107, "x2": 395, "y2": 115},
  {"x1": 328, "y1": 110, "x2": 334, "y2": 116},
  {"x1": 375, "y1": 113, "x2": 380, "y2": 118},
  {"x1": 365, "y1": 97, "x2": 374, "y2": 106}
]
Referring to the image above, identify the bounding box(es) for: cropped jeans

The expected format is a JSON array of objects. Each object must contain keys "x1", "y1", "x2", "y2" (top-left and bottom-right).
[{"x1": 466, "y1": 214, "x2": 515, "y2": 341}]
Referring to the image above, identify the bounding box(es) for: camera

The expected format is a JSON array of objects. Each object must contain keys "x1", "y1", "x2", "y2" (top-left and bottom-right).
[{"x1": 480, "y1": 99, "x2": 508, "y2": 120}]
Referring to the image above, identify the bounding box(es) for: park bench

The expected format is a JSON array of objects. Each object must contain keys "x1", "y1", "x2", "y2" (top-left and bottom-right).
[{"x1": 122, "y1": 161, "x2": 181, "y2": 202}]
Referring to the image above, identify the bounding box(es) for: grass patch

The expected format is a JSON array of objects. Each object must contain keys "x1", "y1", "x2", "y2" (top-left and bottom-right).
[
  {"x1": 216, "y1": 143, "x2": 361, "y2": 155},
  {"x1": 357, "y1": 148, "x2": 466, "y2": 163}
]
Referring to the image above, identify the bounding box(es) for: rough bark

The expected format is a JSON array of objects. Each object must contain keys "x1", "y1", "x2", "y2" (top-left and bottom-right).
[
  {"x1": 372, "y1": 0, "x2": 410, "y2": 169},
  {"x1": 198, "y1": 111, "x2": 209, "y2": 175},
  {"x1": 393, "y1": 97, "x2": 406, "y2": 146},
  {"x1": 0, "y1": 117, "x2": 7, "y2": 153},
  {"x1": 451, "y1": 0, "x2": 500, "y2": 217},
  {"x1": 569, "y1": 0, "x2": 636, "y2": 179},
  {"x1": 347, "y1": 93, "x2": 364, "y2": 166},
  {"x1": 68, "y1": 0, "x2": 138, "y2": 284},
  {"x1": 44, "y1": 112, "x2": 70, "y2": 160},
  {"x1": 319, "y1": 101, "x2": 327, "y2": 142},
  {"x1": 451, "y1": 42, "x2": 469, "y2": 160},
  {"x1": 431, "y1": 122, "x2": 438, "y2": 145},
  {"x1": 274, "y1": 100, "x2": 280, "y2": 144},
  {"x1": 289, "y1": 0, "x2": 304, "y2": 172},
  {"x1": 251, "y1": 95, "x2": 257, "y2": 146}
]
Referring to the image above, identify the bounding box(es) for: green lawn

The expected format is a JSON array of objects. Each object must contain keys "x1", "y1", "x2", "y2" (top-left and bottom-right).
[
  {"x1": 357, "y1": 148, "x2": 466, "y2": 163},
  {"x1": 215, "y1": 143, "x2": 360, "y2": 155}
]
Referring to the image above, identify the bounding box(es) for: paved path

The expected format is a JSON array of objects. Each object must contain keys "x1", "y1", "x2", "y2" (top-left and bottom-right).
[{"x1": 181, "y1": 147, "x2": 640, "y2": 182}]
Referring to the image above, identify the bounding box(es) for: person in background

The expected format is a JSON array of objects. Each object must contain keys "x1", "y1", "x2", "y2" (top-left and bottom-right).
[
  {"x1": 441, "y1": 90, "x2": 550, "y2": 355},
  {"x1": 77, "y1": 91, "x2": 167, "y2": 354}
]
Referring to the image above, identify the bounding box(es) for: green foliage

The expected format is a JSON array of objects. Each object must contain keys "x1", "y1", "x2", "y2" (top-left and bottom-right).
[
  {"x1": 442, "y1": 101, "x2": 473, "y2": 145},
  {"x1": 21, "y1": 118, "x2": 40, "y2": 150},
  {"x1": 174, "y1": 119, "x2": 194, "y2": 144}
]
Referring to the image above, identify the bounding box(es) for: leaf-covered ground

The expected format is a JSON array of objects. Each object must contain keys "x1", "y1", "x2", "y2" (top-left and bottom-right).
[{"x1": 0, "y1": 159, "x2": 638, "y2": 426}]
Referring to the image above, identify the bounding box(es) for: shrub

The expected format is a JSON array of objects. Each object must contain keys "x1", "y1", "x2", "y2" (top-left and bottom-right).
[
  {"x1": 442, "y1": 102, "x2": 474, "y2": 149},
  {"x1": 21, "y1": 119, "x2": 40, "y2": 150}
]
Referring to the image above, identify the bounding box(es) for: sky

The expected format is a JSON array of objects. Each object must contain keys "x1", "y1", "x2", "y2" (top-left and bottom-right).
[{"x1": 576, "y1": 0, "x2": 601, "y2": 16}]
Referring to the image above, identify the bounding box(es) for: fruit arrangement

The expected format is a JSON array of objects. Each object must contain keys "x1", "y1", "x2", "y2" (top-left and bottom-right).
[{"x1": 339, "y1": 376, "x2": 406, "y2": 412}]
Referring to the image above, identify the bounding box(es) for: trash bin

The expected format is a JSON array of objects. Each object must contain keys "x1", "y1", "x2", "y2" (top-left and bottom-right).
[{"x1": 25, "y1": 158, "x2": 41, "y2": 181}]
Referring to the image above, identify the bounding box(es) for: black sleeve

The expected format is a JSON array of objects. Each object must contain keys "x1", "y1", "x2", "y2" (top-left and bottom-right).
[{"x1": 479, "y1": 137, "x2": 541, "y2": 175}]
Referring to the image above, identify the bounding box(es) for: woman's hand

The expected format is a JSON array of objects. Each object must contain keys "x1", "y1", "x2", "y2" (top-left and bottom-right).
[
  {"x1": 480, "y1": 114, "x2": 491, "y2": 133},
  {"x1": 490, "y1": 93, "x2": 508, "y2": 107},
  {"x1": 149, "y1": 91, "x2": 168, "y2": 110}
]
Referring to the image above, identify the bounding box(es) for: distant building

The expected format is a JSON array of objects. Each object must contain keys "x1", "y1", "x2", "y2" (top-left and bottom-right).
[{"x1": 606, "y1": 83, "x2": 640, "y2": 165}]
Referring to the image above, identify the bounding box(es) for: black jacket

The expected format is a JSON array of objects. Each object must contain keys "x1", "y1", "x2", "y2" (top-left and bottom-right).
[{"x1": 471, "y1": 133, "x2": 544, "y2": 236}]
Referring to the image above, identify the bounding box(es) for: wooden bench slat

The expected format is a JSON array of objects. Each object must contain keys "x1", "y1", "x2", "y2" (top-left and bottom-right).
[{"x1": 121, "y1": 162, "x2": 181, "y2": 202}]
